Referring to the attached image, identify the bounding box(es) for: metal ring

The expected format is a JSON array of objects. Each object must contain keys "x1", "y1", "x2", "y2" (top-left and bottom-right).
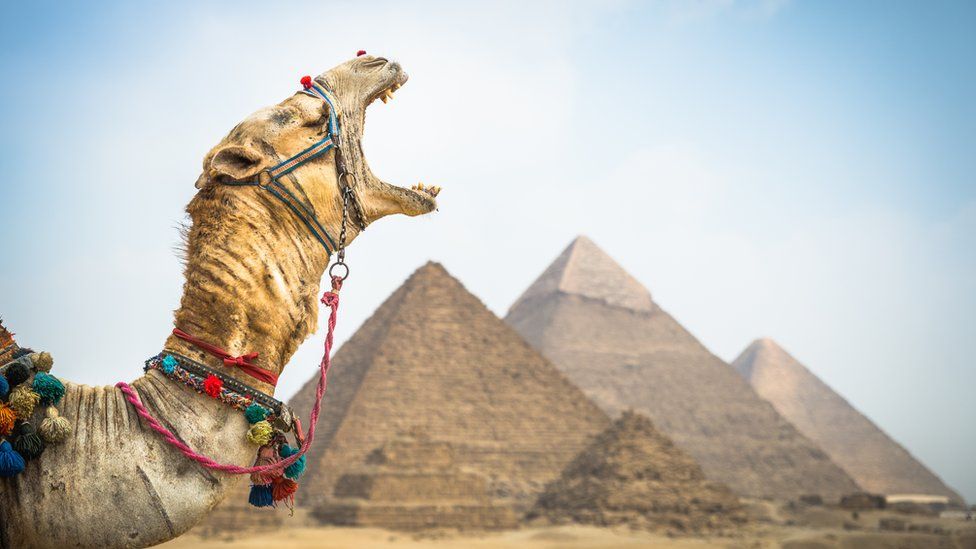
[{"x1": 329, "y1": 262, "x2": 350, "y2": 280}]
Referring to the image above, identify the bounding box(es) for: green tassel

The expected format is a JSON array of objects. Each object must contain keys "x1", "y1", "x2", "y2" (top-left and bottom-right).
[
  {"x1": 32, "y1": 372, "x2": 65, "y2": 405},
  {"x1": 279, "y1": 444, "x2": 307, "y2": 479},
  {"x1": 12, "y1": 422, "x2": 45, "y2": 460},
  {"x1": 244, "y1": 403, "x2": 269, "y2": 424}
]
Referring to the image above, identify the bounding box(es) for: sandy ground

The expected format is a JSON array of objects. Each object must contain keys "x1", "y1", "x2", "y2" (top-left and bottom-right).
[
  {"x1": 160, "y1": 504, "x2": 976, "y2": 548},
  {"x1": 162, "y1": 523, "x2": 976, "y2": 549},
  {"x1": 162, "y1": 525, "x2": 742, "y2": 549}
]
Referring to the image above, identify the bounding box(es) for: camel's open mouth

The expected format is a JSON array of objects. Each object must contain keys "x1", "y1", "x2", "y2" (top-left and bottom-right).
[{"x1": 360, "y1": 62, "x2": 440, "y2": 216}]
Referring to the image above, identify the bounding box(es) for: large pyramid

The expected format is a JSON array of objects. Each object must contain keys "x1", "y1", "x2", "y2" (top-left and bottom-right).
[
  {"x1": 505, "y1": 236, "x2": 860, "y2": 501},
  {"x1": 287, "y1": 262, "x2": 611, "y2": 515},
  {"x1": 533, "y1": 411, "x2": 747, "y2": 534},
  {"x1": 732, "y1": 338, "x2": 962, "y2": 503}
]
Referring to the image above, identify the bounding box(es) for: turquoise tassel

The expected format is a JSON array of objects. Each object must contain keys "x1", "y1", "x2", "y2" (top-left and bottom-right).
[
  {"x1": 244, "y1": 404, "x2": 269, "y2": 424},
  {"x1": 32, "y1": 372, "x2": 65, "y2": 405},
  {"x1": 0, "y1": 441, "x2": 25, "y2": 477},
  {"x1": 279, "y1": 445, "x2": 307, "y2": 479},
  {"x1": 248, "y1": 484, "x2": 274, "y2": 507},
  {"x1": 0, "y1": 375, "x2": 8, "y2": 400},
  {"x1": 161, "y1": 355, "x2": 178, "y2": 374}
]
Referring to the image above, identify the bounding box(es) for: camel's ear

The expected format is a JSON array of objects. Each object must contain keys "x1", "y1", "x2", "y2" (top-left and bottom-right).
[{"x1": 209, "y1": 144, "x2": 265, "y2": 181}]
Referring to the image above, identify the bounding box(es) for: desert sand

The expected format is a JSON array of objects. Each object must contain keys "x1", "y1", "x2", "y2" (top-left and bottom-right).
[{"x1": 163, "y1": 503, "x2": 976, "y2": 549}]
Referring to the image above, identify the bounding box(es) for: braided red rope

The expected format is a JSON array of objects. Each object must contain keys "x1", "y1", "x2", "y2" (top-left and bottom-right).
[
  {"x1": 171, "y1": 328, "x2": 279, "y2": 386},
  {"x1": 114, "y1": 277, "x2": 343, "y2": 475}
]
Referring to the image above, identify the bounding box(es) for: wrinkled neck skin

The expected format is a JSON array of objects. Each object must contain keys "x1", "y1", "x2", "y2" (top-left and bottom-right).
[
  {"x1": 0, "y1": 164, "x2": 351, "y2": 549},
  {"x1": 167, "y1": 160, "x2": 346, "y2": 390}
]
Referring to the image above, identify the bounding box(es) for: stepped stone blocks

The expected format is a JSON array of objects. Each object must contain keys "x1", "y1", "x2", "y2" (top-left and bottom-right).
[
  {"x1": 733, "y1": 338, "x2": 962, "y2": 503},
  {"x1": 288, "y1": 261, "x2": 611, "y2": 513},
  {"x1": 533, "y1": 411, "x2": 747, "y2": 534},
  {"x1": 313, "y1": 432, "x2": 518, "y2": 530},
  {"x1": 506, "y1": 236, "x2": 860, "y2": 501}
]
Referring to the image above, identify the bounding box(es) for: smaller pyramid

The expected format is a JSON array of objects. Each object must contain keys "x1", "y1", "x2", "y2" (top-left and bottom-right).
[
  {"x1": 532, "y1": 411, "x2": 747, "y2": 534},
  {"x1": 733, "y1": 338, "x2": 962, "y2": 503},
  {"x1": 312, "y1": 430, "x2": 518, "y2": 531}
]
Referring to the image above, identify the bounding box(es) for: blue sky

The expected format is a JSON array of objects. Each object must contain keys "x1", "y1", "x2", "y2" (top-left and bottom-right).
[{"x1": 1, "y1": 1, "x2": 973, "y2": 501}]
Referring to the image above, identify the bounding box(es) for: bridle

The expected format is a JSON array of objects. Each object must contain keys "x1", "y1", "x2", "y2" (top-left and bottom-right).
[{"x1": 219, "y1": 76, "x2": 366, "y2": 269}]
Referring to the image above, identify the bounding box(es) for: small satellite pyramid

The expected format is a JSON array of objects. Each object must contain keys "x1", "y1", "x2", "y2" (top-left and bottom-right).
[
  {"x1": 733, "y1": 338, "x2": 962, "y2": 503},
  {"x1": 533, "y1": 411, "x2": 747, "y2": 534},
  {"x1": 506, "y1": 236, "x2": 859, "y2": 500}
]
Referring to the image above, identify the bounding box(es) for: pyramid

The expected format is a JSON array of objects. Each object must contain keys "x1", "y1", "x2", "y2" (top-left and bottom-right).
[
  {"x1": 312, "y1": 429, "x2": 518, "y2": 530},
  {"x1": 506, "y1": 236, "x2": 860, "y2": 501},
  {"x1": 732, "y1": 338, "x2": 962, "y2": 503},
  {"x1": 533, "y1": 411, "x2": 747, "y2": 534},
  {"x1": 285, "y1": 261, "x2": 612, "y2": 518}
]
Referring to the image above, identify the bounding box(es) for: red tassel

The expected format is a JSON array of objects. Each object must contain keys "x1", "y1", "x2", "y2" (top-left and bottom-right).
[
  {"x1": 356, "y1": 50, "x2": 366, "y2": 57},
  {"x1": 300, "y1": 76, "x2": 313, "y2": 89},
  {"x1": 272, "y1": 476, "x2": 298, "y2": 502},
  {"x1": 203, "y1": 375, "x2": 223, "y2": 398}
]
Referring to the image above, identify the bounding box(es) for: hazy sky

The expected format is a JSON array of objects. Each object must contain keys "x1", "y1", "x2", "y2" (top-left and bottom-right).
[{"x1": 1, "y1": 1, "x2": 973, "y2": 501}]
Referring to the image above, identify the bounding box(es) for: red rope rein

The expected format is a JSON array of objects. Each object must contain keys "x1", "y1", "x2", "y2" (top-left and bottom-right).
[
  {"x1": 115, "y1": 277, "x2": 343, "y2": 476},
  {"x1": 171, "y1": 328, "x2": 279, "y2": 386}
]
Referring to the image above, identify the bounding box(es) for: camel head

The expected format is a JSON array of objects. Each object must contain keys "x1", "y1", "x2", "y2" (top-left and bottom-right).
[{"x1": 196, "y1": 53, "x2": 439, "y2": 241}]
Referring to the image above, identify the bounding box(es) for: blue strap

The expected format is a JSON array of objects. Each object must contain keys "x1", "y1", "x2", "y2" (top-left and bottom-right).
[{"x1": 219, "y1": 79, "x2": 345, "y2": 256}]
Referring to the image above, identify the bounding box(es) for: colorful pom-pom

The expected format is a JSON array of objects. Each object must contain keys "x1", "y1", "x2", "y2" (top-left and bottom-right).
[
  {"x1": 8, "y1": 385, "x2": 40, "y2": 418},
  {"x1": 12, "y1": 348, "x2": 33, "y2": 360},
  {"x1": 246, "y1": 420, "x2": 273, "y2": 446},
  {"x1": 356, "y1": 50, "x2": 366, "y2": 57},
  {"x1": 161, "y1": 355, "x2": 178, "y2": 374},
  {"x1": 300, "y1": 76, "x2": 312, "y2": 89},
  {"x1": 272, "y1": 476, "x2": 298, "y2": 502},
  {"x1": 0, "y1": 403, "x2": 16, "y2": 436},
  {"x1": 279, "y1": 444, "x2": 307, "y2": 479},
  {"x1": 0, "y1": 374, "x2": 8, "y2": 400},
  {"x1": 203, "y1": 374, "x2": 223, "y2": 398},
  {"x1": 4, "y1": 362, "x2": 29, "y2": 387},
  {"x1": 0, "y1": 441, "x2": 25, "y2": 478},
  {"x1": 12, "y1": 422, "x2": 45, "y2": 460},
  {"x1": 39, "y1": 407, "x2": 71, "y2": 444},
  {"x1": 30, "y1": 352, "x2": 53, "y2": 373},
  {"x1": 244, "y1": 403, "x2": 269, "y2": 424},
  {"x1": 32, "y1": 372, "x2": 65, "y2": 405},
  {"x1": 248, "y1": 484, "x2": 274, "y2": 507}
]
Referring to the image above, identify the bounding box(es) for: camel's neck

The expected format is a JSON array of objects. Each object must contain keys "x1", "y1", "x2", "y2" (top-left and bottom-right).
[{"x1": 164, "y1": 179, "x2": 338, "y2": 395}]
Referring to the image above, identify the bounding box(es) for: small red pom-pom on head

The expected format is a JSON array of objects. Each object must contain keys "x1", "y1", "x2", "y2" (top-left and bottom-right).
[
  {"x1": 356, "y1": 50, "x2": 367, "y2": 57},
  {"x1": 300, "y1": 76, "x2": 313, "y2": 89},
  {"x1": 203, "y1": 374, "x2": 223, "y2": 398}
]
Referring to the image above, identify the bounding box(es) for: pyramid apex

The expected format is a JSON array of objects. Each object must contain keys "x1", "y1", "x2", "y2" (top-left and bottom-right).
[
  {"x1": 509, "y1": 236, "x2": 654, "y2": 313},
  {"x1": 406, "y1": 260, "x2": 453, "y2": 281},
  {"x1": 749, "y1": 337, "x2": 784, "y2": 353}
]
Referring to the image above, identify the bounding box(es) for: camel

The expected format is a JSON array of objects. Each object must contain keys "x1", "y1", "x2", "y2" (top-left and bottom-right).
[{"x1": 0, "y1": 54, "x2": 440, "y2": 548}]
